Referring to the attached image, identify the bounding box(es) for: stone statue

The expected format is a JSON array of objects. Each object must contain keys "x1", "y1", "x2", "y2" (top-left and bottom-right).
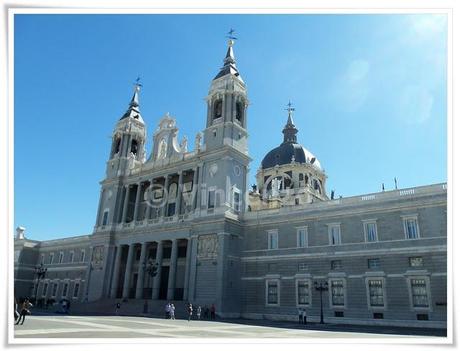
[
  {"x1": 195, "y1": 132, "x2": 202, "y2": 151},
  {"x1": 158, "y1": 139, "x2": 167, "y2": 160},
  {"x1": 271, "y1": 178, "x2": 280, "y2": 198},
  {"x1": 180, "y1": 135, "x2": 188, "y2": 153}
]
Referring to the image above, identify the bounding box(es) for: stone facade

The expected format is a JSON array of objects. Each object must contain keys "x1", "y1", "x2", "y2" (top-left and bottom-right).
[{"x1": 14, "y1": 39, "x2": 447, "y2": 329}]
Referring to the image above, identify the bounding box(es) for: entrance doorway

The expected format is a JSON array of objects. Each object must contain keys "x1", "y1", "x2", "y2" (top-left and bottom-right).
[{"x1": 159, "y1": 266, "x2": 169, "y2": 300}]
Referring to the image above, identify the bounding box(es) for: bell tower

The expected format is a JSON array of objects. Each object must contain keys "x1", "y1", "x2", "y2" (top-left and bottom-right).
[
  {"x1": 203, "y1": 37, "x2": 249, "y2": 155},
  {"x1": 106, "y1": 82, "x2": 146, "y2": 179}
]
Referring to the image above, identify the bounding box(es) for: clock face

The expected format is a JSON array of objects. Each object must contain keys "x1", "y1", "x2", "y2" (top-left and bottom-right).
[{"x1": 233, "y1": 165, "x2": 241, "y2": 176}]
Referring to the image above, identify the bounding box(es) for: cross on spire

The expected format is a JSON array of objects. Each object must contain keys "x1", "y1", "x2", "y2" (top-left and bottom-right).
[
  {"x1": 286, "y1": 100, "x2": 295, "y2": 118},
  {"x1": 226, "y1": 28, "x2": 238, "y2": 40},
  {"x1": 134, "y1": 76, "x2": 143, "y2": 90}
]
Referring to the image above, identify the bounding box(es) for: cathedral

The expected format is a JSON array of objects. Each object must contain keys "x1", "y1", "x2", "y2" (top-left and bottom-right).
[{"x1": 14, "y1": 38, "x2": 447, "y2": 329}]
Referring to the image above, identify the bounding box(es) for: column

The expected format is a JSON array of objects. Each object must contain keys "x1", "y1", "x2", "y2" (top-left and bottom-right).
[
  {"x1": 163, "y1": 175, "x2": 170, "y2": 217},
  {"x1": 192, "y1": 167, "x2": 199, "y2": 211},
  {"x1": 135, "y1": 242, "x2": 148, "y2": 299},
  {"x1": 176, "y1": 172, "x2": 183, "y2": 215},
  {"x1": 152, "y1": 241, "x2": 163, "y2": 299},
  {"x1": 182, "y1": 239, "x2": 192, "y2": 300},
  {"x1": 84, "y1": 247, "x2": 94, "y2": 301},
  {"x1": 187, "y1": 237, "x2": 198, "y2": 302},
  {"x1": 196, "y1": 164, "x2": 204, "y2": 215},
  {"x1": 167, "y1": 239, "x2": 178, "y2": 300},
  {"x1": 121, "y1": 186, "x2": 130, "y2": 223},
  {"x1": 132, "y1": 182, "x2": 142, "y2": 222},
  {"x1": 147, "y1": 179, "x2": 155, "y2": 220},
  {"x1": 109, "y1": 246, "x2": 123, "y2": 298},
  {"x1": 215, "y1": 233, "x2": 227, "y2": 314},
  {"x1": 122, "y1": 244, "x2": 135, "y2": 298}
]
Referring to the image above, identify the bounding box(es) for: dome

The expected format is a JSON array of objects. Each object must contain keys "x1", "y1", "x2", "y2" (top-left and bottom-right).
[{"x1": 261, "y1": 142, "x2": 322, "y2": 170}]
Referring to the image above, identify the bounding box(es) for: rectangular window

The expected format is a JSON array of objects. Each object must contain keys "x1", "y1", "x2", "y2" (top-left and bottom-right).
[
  {"x1": 52, "y1": 283, "x2": 58, "y2": 297},
  {"x1": 335, "y1": 311, "x2": 344, "y2": 317},
  {"x1": 267, "y1": 230, "x2": 278, "y2": 250},
  {"x1": 297, "y1": 227, "x2": 308, "y2": 248},
  {"x1": 330, "y1": 280, "x2": 345, "y2": 306},
  {"x1": 62, "y1": 283, "x2": 68, "y2": 297},
  {"x1": 233, "y1": 190, "x2": 240, "y2": 212},
  {"x1": 42, "y1": 283, "x2": 48, "y2": 297},
  {"x1": 373, "y1": 312, "x2": 384, "y2": 319},
  {"x1": 417, "y1": 314, "x2": 429, "y2": 320},
  {"x1": 266, "y1": 280, "x2": 279, "y2": 305},
  {"x1": 403, "y1": 216, "x2": 419, "y2": 239},
  {"x1": 80, "y1": 250, "x2": 86, "y2": 262},
  {"x1": 208, "y1": 189, "x2": 215, "y2": 209},
  {"x1": 364, "y1": 221, "x2": 378, "y2": 242},
  {"x1": 331, "y1": 260, "x2": 342, "y2": 270},
  {"x1": 328, "y1": 224, "x2": 341, "y2": 245},
  {"x1": 297, "y1": 280, "x2": 310, "y2": 306},
  {"x1": 410, "y1": 278, "x2": 429, "y2": 308},
  {"x1": 58, "y1": 252, "x2": 64, "y2": 264},
  {"x1": 368, "y1": 258, "x2": 380, "y2": 269},
  {"x1": 49, "y1": 253, "x2": 54, "y2": 264},
  {"x1": 368, "y1": 279, "x2": 384, "y2": 307},
  {"x1": 298, "y1": 263, "x2": 308, "y2": 271},
  {"x1": 73, "y1": 283, "x2": 80, "y2": 298},
  {"x1": 409, "y1": 257, "x2": 423, "y2": 267},
  {"x1": 69, "y1": 251, "x2": 74, "y2": 263}
]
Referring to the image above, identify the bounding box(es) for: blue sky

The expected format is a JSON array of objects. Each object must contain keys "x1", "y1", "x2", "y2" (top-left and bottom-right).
[{"x1": 14, "y1": 14, "x2": 447, "y2": 240}]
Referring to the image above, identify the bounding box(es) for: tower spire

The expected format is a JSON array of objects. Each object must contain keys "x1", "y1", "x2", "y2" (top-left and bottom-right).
[
  {"x1": 213, "y1": 29, "x2": 242, "y2": 81},
  {"x1": 282, "y1": 101, "x2": 298, "y2": 144},
  {"x1": 120, "y1": 78, "x2": 143, "y2": 122}
]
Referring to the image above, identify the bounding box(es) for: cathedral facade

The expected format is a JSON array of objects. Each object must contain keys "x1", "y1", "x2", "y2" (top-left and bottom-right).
[{"x1": 14, "y1": 39, "x2": 447, "y2": 329}]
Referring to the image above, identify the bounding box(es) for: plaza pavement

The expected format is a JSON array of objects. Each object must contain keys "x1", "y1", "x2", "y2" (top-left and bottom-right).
[{"x1": 13, "y1": 314, "x2": 447, "y2": 339}]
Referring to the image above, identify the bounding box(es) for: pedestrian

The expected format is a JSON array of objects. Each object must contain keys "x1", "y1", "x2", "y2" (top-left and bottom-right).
[
  {"x1": 15, "y1": 298, "x2": 33, "y2": 325},
  {"x1": 303, "y1": 309, "x2": 307, "y2": 325},
  {"x1": 115, "y1": 301, "x2": 121, "y2": 315},
  {"x1": 197, "y1": 305, "x2": 201, "y2": 320},
  {"x1": 165, "y1": 302, "x2": 171, "y2": 319},
  {"x1": 298, "y1": 307, "x2": 303, "y2": 324},
  {"x1": 204, "y1": 305, "x2": 209, "y2": 319},
  {"x1": 170, "y1": 303, "x2": 175, "y2": 320},
  {"x1": 14, "y1": 298, "x2": 20, "y2": 323},
  {"x1": 210, "y1": 303, "x2": 216, "y2": 320},
  {"x1": 187, "y1": 303, "x2": 193, "y2": 321}
]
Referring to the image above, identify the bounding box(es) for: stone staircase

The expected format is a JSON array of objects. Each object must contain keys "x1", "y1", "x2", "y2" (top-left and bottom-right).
[{"x1": 69, "y1": 299, "x2": 192, "y2": 319}]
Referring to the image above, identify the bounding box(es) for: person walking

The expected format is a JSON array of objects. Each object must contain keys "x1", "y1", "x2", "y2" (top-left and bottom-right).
[
  {"x1": 187, "y1": 303, "x2": 193, "y2": 321},
  {"x1": 115, "y1": 302, "x2": 121, "y2": 315},
  {"x1": 196, "y1": 305, "x2": 202, "y2": 320},
  {"x1": 170, "y1": 303, "x2": 175, "y2": 320},
  {"x1": 210, "y1": 304, "x2": 216, "y2": 320},
  {"x1": 165, "y1": 302, "x2": 171, "y2": 319},
  {"x1": 15, "y1": 298, "x2": 33, "y2": 325},
  {"x1": 303, "y1": 309, "x2": 307, "y2": 325},
  {"x1": 298, "y1": 308, "x2": 303, "y2": 324}
]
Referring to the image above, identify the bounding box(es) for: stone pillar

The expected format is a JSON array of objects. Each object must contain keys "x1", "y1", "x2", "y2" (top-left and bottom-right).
[
  {"x1": 135, "y1": 242, "x2": 148, "y2": 299},
  {"x1": 84, "y1": 246, "x2": 94, "y2": 301},
  {"x1": 182, "y1": 239, "x2": 192, "y2": 300},
  {"x1": 167, "y1": 239, "x2": 178, "y2": 300},
  {"x1": 163, "y1": 175, "x2": 170, "y2": 217},
  {"x1": 132, "y1": 182, "x2": 142, "y2": 222},
  {"x1": 192, "y1": 167, "x2": 199, "y2": 211},
  {"x1": 121, "y1": 185, "x2": 130, "y2": 223},
  {"x1": 187, "y1": 237, "x2": 198, "y2": 302},
  {"x1": 122, "y1": 244, "x2": 135, "y2": 298},
  {"x1": 147, "y1": 179, "x2": 155, "y2": 220},
  {"x1": 152, "y1": 241, "x2": 163, "y2": 299},
  {"x1": 176, "y1": 172, "x2": 184, "y2": 215},
  {"x1": 110, "y1": 245, "x2": 123, "y2": 298},
  {"x1": 196, "y1": 163, "x2": 204, "y2": 214},
  {"x1": 216, "y1": 233, "x2": 227, "y2": 314}
]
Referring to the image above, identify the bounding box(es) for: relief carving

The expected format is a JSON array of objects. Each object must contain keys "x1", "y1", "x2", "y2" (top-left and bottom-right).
[{"x1": 197, "y1": 234, "x2": 218, "y2": 259}]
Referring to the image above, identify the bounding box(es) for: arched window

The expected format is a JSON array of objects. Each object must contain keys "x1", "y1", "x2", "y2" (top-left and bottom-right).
[
  {"x1": 131, "y1": 139, "x2": 138, "y2": 155},
  {"x1": 236, "y1": 101, "x2": 243, "y2": 123},
  {"x1": 111, "y1": 137, "x2": 121, "y2": 157},
  {"x1": 213, "y1": 99, "x2": 223, "y2": 119}
]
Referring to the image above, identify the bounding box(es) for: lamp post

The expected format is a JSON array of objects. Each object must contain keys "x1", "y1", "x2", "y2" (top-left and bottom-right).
[
  {"x1": 141, "y1": 259, "x2": 158, "y2": 313},
  {"x1": 314, "y1": 280, "x2": 328, "y2": 324},
  {"x1": 34, "y1": 264, "x2": 47, "y2": 305}
]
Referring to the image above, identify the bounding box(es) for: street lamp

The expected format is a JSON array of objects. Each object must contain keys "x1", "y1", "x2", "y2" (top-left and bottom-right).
[
  {"x1": 34, "y1": 264, "x2": 47, "y2": 305},
  {"x1": 314, "y1": 280, "x2": 328, "y2": 324},
  {"x1": 141, "y1": 259, "x2": 158, "y2": 312}
]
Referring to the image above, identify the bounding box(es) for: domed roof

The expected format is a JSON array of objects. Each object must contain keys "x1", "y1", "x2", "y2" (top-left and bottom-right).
[
  {"x1": 261, "y1": 143, "x2": 321, "y2": 170},
  {"x1": 261, "y1": 104, "x2": 322, "y2": 170}
]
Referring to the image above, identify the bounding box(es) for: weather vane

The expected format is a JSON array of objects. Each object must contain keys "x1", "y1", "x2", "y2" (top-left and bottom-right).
[
  {"x1": 134, "y1": 76, "x2": 143, "y2": 87},
  {"x1": 226, "y1": 28, "x2": 238, "y2": 40},
  {"x1": 286, "y1": 100, "x2": 295, "y2": 115}
]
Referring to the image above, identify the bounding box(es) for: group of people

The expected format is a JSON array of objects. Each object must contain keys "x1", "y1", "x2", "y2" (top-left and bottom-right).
[
  {"x1": 164, "y1": 302, "x2": 176, "y2": 319},
  {"x1": 298, "y1": 308, "x2": 308, "y2": 325},
  {"x1": 14, "y1": 297, "x2": 33, "y2": 325},
  {"x1": 186, "y1": 303, "x2": 216, "y2": 321}
]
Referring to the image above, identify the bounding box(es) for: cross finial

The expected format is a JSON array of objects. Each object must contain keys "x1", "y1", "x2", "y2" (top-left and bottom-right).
[
  {"x1": 286, "y1": 100, "x2": 295, "y2": 115},
  {"x1": 226, "y1": 28, "x2": 238, "y2": 40}
]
